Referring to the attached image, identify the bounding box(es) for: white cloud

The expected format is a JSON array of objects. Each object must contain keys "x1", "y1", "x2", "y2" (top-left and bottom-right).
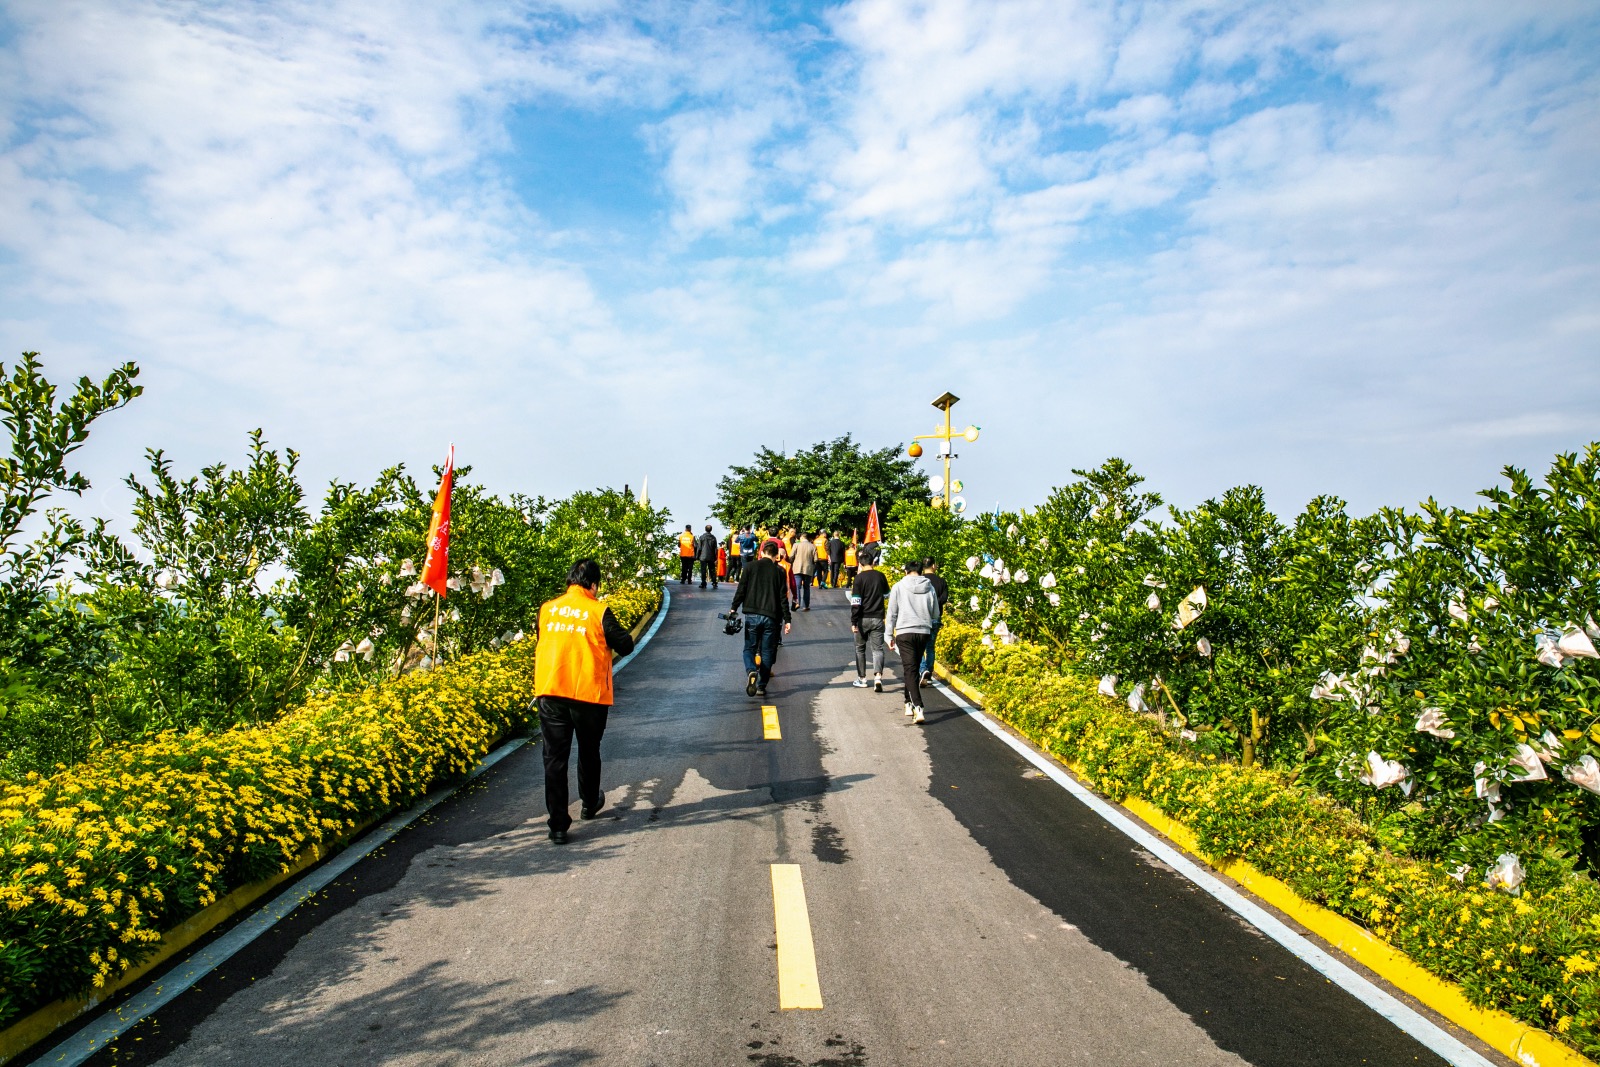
[{"x1": 0, "y1": 0, "x2": 1596, "y2": 532}]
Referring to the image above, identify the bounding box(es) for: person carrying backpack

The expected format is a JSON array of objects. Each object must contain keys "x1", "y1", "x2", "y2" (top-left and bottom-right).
[{"x1": 885, "y1": 558, "x2": 941, "y2": 723}]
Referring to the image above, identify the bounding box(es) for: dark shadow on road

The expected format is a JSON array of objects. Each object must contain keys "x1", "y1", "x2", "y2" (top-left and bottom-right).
[
  {"x1": 916, "y1": 689, "x2": 1450, "y2": 1067},
  {"x1": 148, "y1": 958, "x2": 620, "y2": 1067}
]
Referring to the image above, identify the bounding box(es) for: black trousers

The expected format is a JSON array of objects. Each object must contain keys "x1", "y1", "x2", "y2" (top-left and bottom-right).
[
  {"x1": 729, "y1": 556, "x2": 743, "y2": 580},
  {"x1": 829, "y1": 561, "x2": 842, "y2": 586},
  {"x1": 538, "y1": 695, "x2": 610, "y2": 832},
  {"x1": 895, "y1": 632, "x2": 930, "y2": 707},
  {"x1": 698, "y1": 558, "x2": 718, "y2": 587},
  {"x1": 679, "y1": 557, "x2": 694, "y2": 583}
]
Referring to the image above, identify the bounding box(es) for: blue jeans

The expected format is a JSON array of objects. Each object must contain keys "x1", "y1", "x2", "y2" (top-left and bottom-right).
[
  {"x1": 743, "y1": 612, "x2": 781, "y2": 685},
  {"x1": 920, "y1": 621, "x2": 941, "y2": 677},
  {"x1": 794, "y1": 572, "x2": 812, "y2": 608}
]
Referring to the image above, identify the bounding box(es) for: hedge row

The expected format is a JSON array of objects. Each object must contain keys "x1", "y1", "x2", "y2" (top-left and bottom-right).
[
  {"x1": 0, "y1": 583, "x2": 659, "y2": 1030},
  {"x1": 937, "y1": 616, "x2": 1600, "y2": 1055}
]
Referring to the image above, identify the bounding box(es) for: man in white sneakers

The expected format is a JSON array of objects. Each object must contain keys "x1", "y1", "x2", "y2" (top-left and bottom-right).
[
  {"x1": 849, "y1": 547, "x2": 889, "y2": 692},
  {"x1": 885, "y1": 558, "x2": 941, "y2": 723}
]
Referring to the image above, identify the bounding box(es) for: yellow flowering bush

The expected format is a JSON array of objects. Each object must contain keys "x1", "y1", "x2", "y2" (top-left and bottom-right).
[
  {"x1": 601, "y1": 584, "x2": 662, "y2": 632},
  {"x1": 0, "y1": 639, "x2": 541, "y2": 1028},
  {"x1": 940, "y1": 616, "x2": 1600, "y2": 1055}
]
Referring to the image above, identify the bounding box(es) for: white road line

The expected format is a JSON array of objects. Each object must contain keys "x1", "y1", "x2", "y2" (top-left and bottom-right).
[
  {"x1": 930, "y1": 680, "x2": 1496, "y2": 1067},
  {"x1": 29, "y1": 589, "x2": 672, "y2": 1067}
]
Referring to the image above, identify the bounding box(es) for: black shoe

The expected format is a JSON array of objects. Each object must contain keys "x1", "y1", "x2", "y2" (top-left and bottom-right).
[
  {"x1": 803, "y1": 606, "x2": 810, "y2": 612},
  {"x1": 874, "y1": 677, "x2": 883, "y2": 693},
  {"x1": 756, "y1": 686, "x2": 767, "y2": 698},
  {"x1": 581, "y1": 800, "x2": 604, "y2": 820},
  {"x1": 921, "y1": 670, "x2": 933, "y2": 686},
  {"x1": 549, "y1": 829, "x2": 569, "y2": 844},
  {"x1": 746, "y1": 670, "x2": 759, "y2": 697},
  {"x1": 700, "y1": 584, "x2": 707, "y2": 589}
]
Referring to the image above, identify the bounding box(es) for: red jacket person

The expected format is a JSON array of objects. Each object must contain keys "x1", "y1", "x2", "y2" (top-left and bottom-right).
[{"x1": 534, "y1": 559, "x2": 636, "y2": 844}]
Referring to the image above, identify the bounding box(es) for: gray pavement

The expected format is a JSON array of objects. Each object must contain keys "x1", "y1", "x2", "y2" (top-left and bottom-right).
[{"x1": 78, "y1": 583, "x2": 1454, "y2": 1066}]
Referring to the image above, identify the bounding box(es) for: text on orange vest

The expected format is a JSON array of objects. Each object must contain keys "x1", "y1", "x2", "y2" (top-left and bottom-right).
[{"x1": 533, "y1": 587, "x2": 614, "y2": 704}]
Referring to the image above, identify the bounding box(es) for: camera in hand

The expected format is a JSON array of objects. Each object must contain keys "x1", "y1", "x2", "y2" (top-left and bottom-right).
[{"x1": 716, "y1": 611, "x2": 743, "y2": 636}]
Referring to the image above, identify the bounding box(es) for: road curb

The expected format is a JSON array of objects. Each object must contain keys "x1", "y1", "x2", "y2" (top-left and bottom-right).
[{"x1": 932, "y1": 661, "x2": 1593, "y2": 1067}]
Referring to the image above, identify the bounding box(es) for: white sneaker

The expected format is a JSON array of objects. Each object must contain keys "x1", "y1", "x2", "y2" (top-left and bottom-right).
[
  {"x1": 913, "y1": 707, "x2": 926, "y2": 724},
  {"x1": 904, "y1": 702, "x2": 915, "y2": 716},
  {"x1": 851, "y1": 678, "x2": 871, "y2": 688}
]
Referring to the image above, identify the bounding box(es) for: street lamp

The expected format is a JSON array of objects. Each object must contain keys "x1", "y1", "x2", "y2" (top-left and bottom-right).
[{"x1": 910, "y1": 391, "x2": 979, "y2": 512}]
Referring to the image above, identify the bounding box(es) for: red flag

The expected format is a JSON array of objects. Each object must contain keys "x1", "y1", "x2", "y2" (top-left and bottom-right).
[
  {"x1": 421, "y1": 445, "x2": 454, "y2": 598},
  {"x1": 864, "y1": 502, "x2": 881, "y2": 544}
]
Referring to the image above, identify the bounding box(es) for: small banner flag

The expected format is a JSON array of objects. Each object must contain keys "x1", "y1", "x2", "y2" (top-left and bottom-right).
[
  {"x1": 864, "y1": 502, "x2": 881, "y2": 544},
  {"x1": 421, "y1": 445, "x2": 454, "y2": 598}
]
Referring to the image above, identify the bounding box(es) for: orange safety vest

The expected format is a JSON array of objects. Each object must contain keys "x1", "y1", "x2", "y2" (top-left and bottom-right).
[
  {"x1": 534, "y1": 586, "x2": 614, "y2": 705},
  {"x1": 678, "y1": 531, "x2": 696, "y2": 557}
]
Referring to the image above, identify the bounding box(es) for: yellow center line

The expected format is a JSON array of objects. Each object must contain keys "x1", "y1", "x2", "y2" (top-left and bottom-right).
[
  {"x1": 770, "y1": 863, "x2": 823, "y2": 1010},
  {"x1": 762, "y1": 704, "x2": 781, "y2": 740}
]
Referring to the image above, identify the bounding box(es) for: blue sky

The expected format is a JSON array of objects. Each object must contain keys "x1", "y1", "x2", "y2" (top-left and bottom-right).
[{"x1": 1, "y1": 0, "x2": 1597, "y2": 534}]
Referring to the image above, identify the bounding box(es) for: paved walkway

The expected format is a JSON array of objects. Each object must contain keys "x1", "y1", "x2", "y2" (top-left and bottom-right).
[{"x1": 81, "y1": 586, "x2": 1457, "y2": 1066}]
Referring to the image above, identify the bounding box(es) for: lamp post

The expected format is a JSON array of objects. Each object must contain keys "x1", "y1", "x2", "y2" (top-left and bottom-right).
[{"x1": 908, "y1": 392, "x2": 979, "y2": 512}]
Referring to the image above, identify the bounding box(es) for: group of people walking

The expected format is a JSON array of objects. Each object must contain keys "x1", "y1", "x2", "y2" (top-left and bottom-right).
[
  {"x1": 678, "y1": 524, "x2": 722, "y2": 589},
  {"x1": 539, "y1": 524, "x2": 950, "y2": 843},
  {"x1": 684, "y1": 524, "x2": 865, "y2": 606},
  {"x1": 845, "y1": 551, "x2": 947, "y2": 722},
  {"x1": 724, "y1": 532, "x2": 950, "y2": 720}
]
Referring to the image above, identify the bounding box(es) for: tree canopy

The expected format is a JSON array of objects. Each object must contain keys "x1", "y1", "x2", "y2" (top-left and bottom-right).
[{"x1": 712, "y1": 435, "x2": 928, "y2": 535}]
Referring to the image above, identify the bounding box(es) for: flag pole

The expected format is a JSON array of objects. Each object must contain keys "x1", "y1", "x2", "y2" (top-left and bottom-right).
[{"x1": 432, "y1": 594, "x2": 442, "y2": 662}]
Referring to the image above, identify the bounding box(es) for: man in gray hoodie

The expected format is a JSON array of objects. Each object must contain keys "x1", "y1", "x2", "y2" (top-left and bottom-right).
[{"x1": 885, "y1": 558, "x2": 941, "y2": 723}]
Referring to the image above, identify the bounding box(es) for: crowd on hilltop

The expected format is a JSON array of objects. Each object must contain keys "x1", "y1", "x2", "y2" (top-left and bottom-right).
[{"x1": 677, "y1": 524, "x2": 863, "y2": 606}]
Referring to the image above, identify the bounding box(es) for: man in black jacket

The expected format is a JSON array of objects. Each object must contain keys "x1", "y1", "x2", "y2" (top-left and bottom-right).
[
  {"x1": 827, "y1": 532, "x2": 846, "y2": 589},
  {"x1": 730, "y1": 540, "x2": 792, "y2": 697},
  {"x1": 849, "y1": 546, "x2": 890, "y2": 692},
  {"x1": 696, "y1": 524, "x2": 720, "y2": 589}
]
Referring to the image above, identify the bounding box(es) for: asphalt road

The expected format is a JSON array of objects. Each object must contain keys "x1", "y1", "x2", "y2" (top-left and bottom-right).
[{"x1": 69, "y1": 583, "x2": 1461, "y2": 1067}]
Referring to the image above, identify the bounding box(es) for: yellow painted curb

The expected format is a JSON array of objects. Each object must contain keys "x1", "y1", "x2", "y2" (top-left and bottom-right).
[
  {"x1": 934, "y1": 661, "x2": 1595, "y2": 1067},
  {"x1": 933, "y1": 662, "x2": 986, "y2": 708},
  {"x1": 611, "y1": 595, "x2": 661, "y2": 660},
  {"x1": 0, "y1": 818, "x2": 375, "y2": 1066}
]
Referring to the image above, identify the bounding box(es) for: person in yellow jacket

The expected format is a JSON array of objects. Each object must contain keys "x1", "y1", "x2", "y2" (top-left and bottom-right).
[
  {"x1": 677, "y1": 524, "x2": 696, "y2": 585},
  {"x1": 534, "y1": 559, "x2": 637, "y2": 844}
]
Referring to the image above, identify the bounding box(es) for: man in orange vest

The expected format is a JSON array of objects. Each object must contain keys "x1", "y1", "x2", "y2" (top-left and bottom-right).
[
  {"x1": 534, "y1": 559, "x2": 637, "y2": 844},
  {"x1": 677, "y1": 524, "x2": 696, "y2": 585}
]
